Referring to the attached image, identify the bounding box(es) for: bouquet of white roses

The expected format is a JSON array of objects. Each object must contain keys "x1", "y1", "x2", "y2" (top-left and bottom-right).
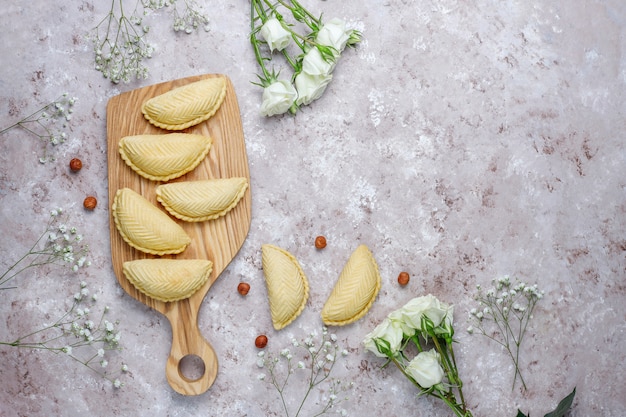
[
  {"x1": 250, "y1": 0, "x2": 361, "y2": 116},
  {"x1": 363, "y1": 294, "x2": 472, "y2": 417}
]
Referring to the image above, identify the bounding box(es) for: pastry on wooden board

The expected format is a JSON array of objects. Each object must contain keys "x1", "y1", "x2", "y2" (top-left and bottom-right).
[
  {"x1": 261, "y1": 244, "x2": 309, "y2": 330},
  {"x1": 321, "y1": 244, "x2": 381, "y2": 326},
  {"x1": 141, "y1": 77, "x2": 227, "y2": 130},
  {"x1": 112, "y1": 187, "x2": 191, "y2": 255},
  {"x1": 156, "y1": 178, "x2": 248, "y2": 222},
  {"x1": 119, "y1": 133, "x2": 213, "y2": 182},
  {"x1": 122, "y1": 259, "x2": 213, "y2": 303}
]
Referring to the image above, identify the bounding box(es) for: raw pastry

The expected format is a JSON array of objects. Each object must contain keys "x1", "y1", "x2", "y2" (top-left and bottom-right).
[
  {"x1": 261, "y1": 244, "x2": 309, "y2": 330},
  {"x1": 123, "y1": 259, "x2": 212, "y2": 303},
  {"x1": 321, "y1": 245, "x2": 381, "y2": 326},
  {"x1": 112, "y1": 188, "x2": 191, "y2": 255},
  {"x1": 119, "y1": 133, "x2": 212, "y2": 182},
  {"x1": 156, "y1": 178, "x2": 248, "y2": 222},
  {"x1": 141, "y1": 77, "x2": 227, "y2": 130}
]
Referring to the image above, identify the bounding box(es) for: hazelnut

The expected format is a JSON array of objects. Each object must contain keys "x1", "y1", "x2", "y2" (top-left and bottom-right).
[
  {"x1": 83, "y1": 196, "x2": 97, "y2": 210},
  {"x1": 69, "y1": 158, "x2": 82, "y2": 172},
  {"x1": 314, "y1": 235, "x2": 327, "y2": 249},
  {"x1": 255, "y1": 335, "x2": 268, "y2": 349},
  {"x1": 397, "y1": 271, "x2": 410, "y2": 286},
  {"x1": 237, "y1": 282, "x2": 250, "y2": 296}
]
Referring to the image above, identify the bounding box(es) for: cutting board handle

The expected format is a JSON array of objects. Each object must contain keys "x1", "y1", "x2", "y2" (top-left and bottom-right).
[{"x1": 164, "y1": 300, "x2": 218, "y2": 395}]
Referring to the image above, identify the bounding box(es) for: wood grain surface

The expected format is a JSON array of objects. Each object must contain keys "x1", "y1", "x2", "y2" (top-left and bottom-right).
[{"x1": 106, "y1": 74, "x2": 251, "y2": 395}]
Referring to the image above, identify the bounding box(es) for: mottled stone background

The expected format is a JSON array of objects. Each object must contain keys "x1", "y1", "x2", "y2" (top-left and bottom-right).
[{"x1": 1, "y1": 0, "x2": 624, "y2": 416}]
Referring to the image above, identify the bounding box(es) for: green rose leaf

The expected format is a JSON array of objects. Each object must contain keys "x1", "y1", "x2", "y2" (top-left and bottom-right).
[
  {"x1": 544, "y1": 387, "x2": 576, "y2": 417},
  {"x1": 516, "y1": 387, "x2": 576, "y2": 417}
]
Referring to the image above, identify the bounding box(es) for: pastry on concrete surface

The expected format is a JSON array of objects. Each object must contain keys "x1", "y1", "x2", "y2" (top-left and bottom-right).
[
  {"x1": 112, "y1": 188, "x2": 191, "y2": 255},
  {"x1": 122, "y1": 259, "x2": 212, "y2": 302},
  {"x1": 156, "y1": 178, "x2": 248, "y2": 222},
  {"x1": 141, "y1": 77, "x2": 227, "y2": 130},
  {"x1": 321, "y1": 244, "x2": 381, "y2": 326},
  {"x1": 119, "y1": 133, "x2": 212, "y2": 182},
  {"x1": 261, "y1": 244, "x2": 309, "y2": 330}
]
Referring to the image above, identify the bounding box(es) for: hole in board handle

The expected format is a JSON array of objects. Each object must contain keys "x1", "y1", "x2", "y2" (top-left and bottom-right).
[{"x1": 178, "y1": 354, "x2": 206, "y2": 382}]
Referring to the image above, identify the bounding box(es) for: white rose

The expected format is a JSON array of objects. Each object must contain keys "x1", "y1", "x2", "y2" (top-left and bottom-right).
[
  {"x1": 301, "y1": 47, "x2": 336, "y2": 77},
  {"x1": 362, "y1": 318, "x2": 404, "y2": 358},
  {"x1": 294, "y1": 72, "x2": 332, "y2": 106},
  {"x1": 259, "y1": 18, "x2": 292, "y2": 52},
  {"x1": 388, "y1": 308, "x2": 418, "y2": 337},
  {"x1": 260, "y1": 80, "x2": 297, "y2": 116},
  {"x1": 398, "y1": 295, "x2": 450, "y2": 332},
  {"x1": 316, "y1": 18, "x2": 351, "y2": 55},
  {"x1": 405, "y1": 349, "x2": 444, "y2": 388}
]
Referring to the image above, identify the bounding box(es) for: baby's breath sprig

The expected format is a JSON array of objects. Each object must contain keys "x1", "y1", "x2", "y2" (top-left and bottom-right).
[
  {"x1": 141, "y1": 0, "x2": 210, "y2": 34},
  {"x1": 169, "y1": 0, "x2": 210, "y2": 34},
  {"x1": 467, "y1": 276, "x2": 544, "y2": 391},
  {"x1": 0, "y1": 208, "x2": 90, "y2": 291},
  {"x1": 90, "y1": 0, "x2": 209, "y2": 83},
  {"x1": 0, "y1": 93, "x2": 77, "y2": 163},
  {"x1": 89, "y1": 0, "x2": 154, "y2": 84},
  {"x1": 257, "y1": 327, "x2": 352, "y2": 417},
  {"x1": 1, "y1": 281, "x2": 129, "y2": 388}
]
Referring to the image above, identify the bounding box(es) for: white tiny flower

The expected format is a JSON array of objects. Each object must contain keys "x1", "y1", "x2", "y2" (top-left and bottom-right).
[
  {"x1": 297, "y1": 361, "x2": 305, "y2": 369},
  {"x1": 113, "y1": 379, "x2": 122, "y2": 388},
  {"x1": 121, "y1": 364, "x2": 129, "y2": 372},
  {"x1": 100, "y1": 360, "x2": 108, "y2": 368},
  {"x1": 62, "y1": 346, "x2": 72, "y2": 355},
  {"x1": 97, "y1": 348, "x2": 105, "y2": 357},
  {"x1": 326, "y1": 354, "x2": 335, "y2": 362},
  {"x1": 257, "y1": 373, "x2": 266, "y2": 381}
]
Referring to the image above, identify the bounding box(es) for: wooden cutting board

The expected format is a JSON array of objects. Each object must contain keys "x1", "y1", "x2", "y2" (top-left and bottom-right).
[{"x1": 106, "y1": 74, "x2": 251, "y2": 395}]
